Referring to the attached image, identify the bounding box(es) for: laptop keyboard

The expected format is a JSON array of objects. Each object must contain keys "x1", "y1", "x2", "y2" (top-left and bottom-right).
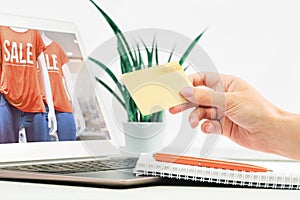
[{"x1": 0, "y1": 157, "x2": 137, "y2": 174}]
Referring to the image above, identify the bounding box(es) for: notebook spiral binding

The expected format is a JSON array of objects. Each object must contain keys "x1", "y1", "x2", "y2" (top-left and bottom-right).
[{"x1": 135, "y1": 160, "x2": 300, "y2": 190}]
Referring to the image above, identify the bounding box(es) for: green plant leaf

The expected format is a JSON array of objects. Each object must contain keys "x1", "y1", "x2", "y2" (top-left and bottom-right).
[
  {"x1": 118, "y1": 40, "x2": 133, "y2": 73},
  {"x1": 155, "y1": 42, "x2": 159, "y2": 66},
  {"x1": 89, "y1": 57, "x2": 125, "y2": 97},
  {"x1": 179, "y1": 28, "x2": 208, "y2": 66},
  {"x1": 136, "y1": 44, "x2": 144, "y2": 70},
  {"x1": 95, "y1": 77, "x2": 125, "y2": 109},
  {"x1": 151, "y1": 111, "x2": 164, "y2": 122},
  {"x1": 140, "y1": 36, "x2": 156, "y2": 67},
  {"x1": 157, "y1": 111, "x2": 164, "y2": 122},
  {"x1": 90, "y1": 0, "x2": 206, "y2": 122},
  {"x1": 167, "y1": 45, "x2": 176, "y2": 62},
  {"x1": 151, "y1": 112, "x2": 158, "y2": 122},
  {"x1": 183, "y1": 65, "x2": 190, "y2": 71},
  {"x1": 132, "y1": 47, "x2": 138, "y2": 71},
  {"x1": 129, "y1": 97, "x2": 139, "y2": 122},
  {"x1": 140, "y1": 39, "x2": 152, "y2": 67},
  {"x1": 158, "y1": 111, "x2": 164, "y2": 122},
  {"x1": 141, "y1": 114, "x2": 151, "y2": 122},
  {"x1": 123, "y1": 90, "x2": 136, "y2": 122},
  {"x1": 89, "y1": 0, "x2": 136, "y2": 67}
]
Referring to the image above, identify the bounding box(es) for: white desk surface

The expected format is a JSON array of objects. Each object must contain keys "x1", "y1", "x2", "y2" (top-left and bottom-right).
[
  {"x1": 1, "y1": 145, "x2": 299, "y2": 199},
  {"x1": 1, "y1": 180, "x2": 299, "y2": 200}
]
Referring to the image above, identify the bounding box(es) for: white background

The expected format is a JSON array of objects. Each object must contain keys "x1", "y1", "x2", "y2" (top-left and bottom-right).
[
  {"x1": 0, "y1": 0, "x2": 298, "y2": 111},
  {"x1": 1, "y1": 0, "x2": 300, "y2": 150}
]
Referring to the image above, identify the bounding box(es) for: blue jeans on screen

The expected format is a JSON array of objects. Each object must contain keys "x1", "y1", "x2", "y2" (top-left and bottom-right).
[
  {"x1": 45, "y1": 104, "x2": 76, "y2": 141},
  {"x1": 0, "y1": 93, "x2": 47, "y2": 143}
]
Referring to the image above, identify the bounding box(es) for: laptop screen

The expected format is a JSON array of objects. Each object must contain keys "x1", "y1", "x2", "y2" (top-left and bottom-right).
[{"x1": 0, "y1": 14, "x2": 111, "y2": 145}]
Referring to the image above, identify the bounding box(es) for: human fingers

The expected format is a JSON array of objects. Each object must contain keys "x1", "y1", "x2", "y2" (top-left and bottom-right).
[
  {"x1": 201, "y1": 120, "x2": 222, "y2": 134},
  {"x1": 169, "y1": 102, "x2": 198, "y2": 114},
  {"x1": 189, "y1": 107, "x2": 218, "y2": 128},
  {"x1": 188, "y1": 72, "x2": 227, "y2": 91},
  {"x1": 180, "y1": 86, "x2": 226, "y2": 108}
]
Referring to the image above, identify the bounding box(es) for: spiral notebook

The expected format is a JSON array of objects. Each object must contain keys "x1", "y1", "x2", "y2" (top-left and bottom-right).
[{"x1": 134, "y1": 154, "x2": 300, "y2": 190}]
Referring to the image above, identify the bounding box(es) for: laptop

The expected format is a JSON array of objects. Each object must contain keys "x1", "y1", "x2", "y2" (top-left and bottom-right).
[{"x1": 0, "y1": 13, "x2": 160, "y2": 188}]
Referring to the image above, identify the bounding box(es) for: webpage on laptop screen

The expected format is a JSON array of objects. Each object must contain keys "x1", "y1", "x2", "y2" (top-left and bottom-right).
[{"x1": 0, "y1": 24, "x2": 110, "y2": 144}]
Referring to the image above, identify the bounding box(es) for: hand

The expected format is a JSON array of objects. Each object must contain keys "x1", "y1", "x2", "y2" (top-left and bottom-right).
[
  {"x1": 169, "y1": 72, "x2": 300, "y2": 160},
  {"x1": 47, "y1": 108, "x2": 57, "y2": 136}
]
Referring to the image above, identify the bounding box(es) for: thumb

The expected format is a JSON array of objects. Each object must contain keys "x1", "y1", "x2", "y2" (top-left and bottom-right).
[{"x1": 180, "y1": 86, "x2": 226, "y2": 108}]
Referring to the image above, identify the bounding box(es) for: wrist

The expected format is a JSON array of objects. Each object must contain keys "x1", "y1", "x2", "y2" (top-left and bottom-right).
[{"x1": 268, "y1": 110, "x2": 300, "y2": 160}]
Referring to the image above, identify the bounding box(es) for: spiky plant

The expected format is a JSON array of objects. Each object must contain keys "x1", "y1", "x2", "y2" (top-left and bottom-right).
[{"x1": 89, "y1": 0, "x2": 206, "y2": 122}]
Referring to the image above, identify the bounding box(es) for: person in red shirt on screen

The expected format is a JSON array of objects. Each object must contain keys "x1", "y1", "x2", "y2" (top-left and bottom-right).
[
  {"x1": 0, "y1": 26, "x2": 56, "y2": 143},
  {"x1": 38, "y1": 33, "x2": 77, "y2": 141}
]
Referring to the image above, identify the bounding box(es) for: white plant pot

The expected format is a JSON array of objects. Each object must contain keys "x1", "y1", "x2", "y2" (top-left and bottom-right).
[{"x1": 122, "y1": 122, "x2": 166, "y2": 155}]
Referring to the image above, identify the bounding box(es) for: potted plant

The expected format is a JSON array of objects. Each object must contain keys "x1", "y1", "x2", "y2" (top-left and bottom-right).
[{"x1": 89, "y1": 0, "x2": 206, "y2": 153}]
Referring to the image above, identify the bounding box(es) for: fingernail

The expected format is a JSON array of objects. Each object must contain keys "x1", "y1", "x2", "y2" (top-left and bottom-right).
[
  {"x1": 205, "y1": 124, "x2": 213, "y2": 133},
  {"x1": 181, "y1": 87, "x2": 194, "y2": 98},
  {"x1": 189, "y1": 117, "x2": 198, "y2": 128}
]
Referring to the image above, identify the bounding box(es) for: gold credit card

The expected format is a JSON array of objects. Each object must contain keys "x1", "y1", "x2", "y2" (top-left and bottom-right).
[{"x1": 121, "y1": 61, "x2": 192, "y2": 115}]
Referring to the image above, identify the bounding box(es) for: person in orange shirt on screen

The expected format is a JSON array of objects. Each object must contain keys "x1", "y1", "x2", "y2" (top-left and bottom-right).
[
  {"x1": 0, "y1": 26, "x2": 56, "y2": 143},
  {"x1": 37, "y1": 32, "x2": 77, "y2": 141}
]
